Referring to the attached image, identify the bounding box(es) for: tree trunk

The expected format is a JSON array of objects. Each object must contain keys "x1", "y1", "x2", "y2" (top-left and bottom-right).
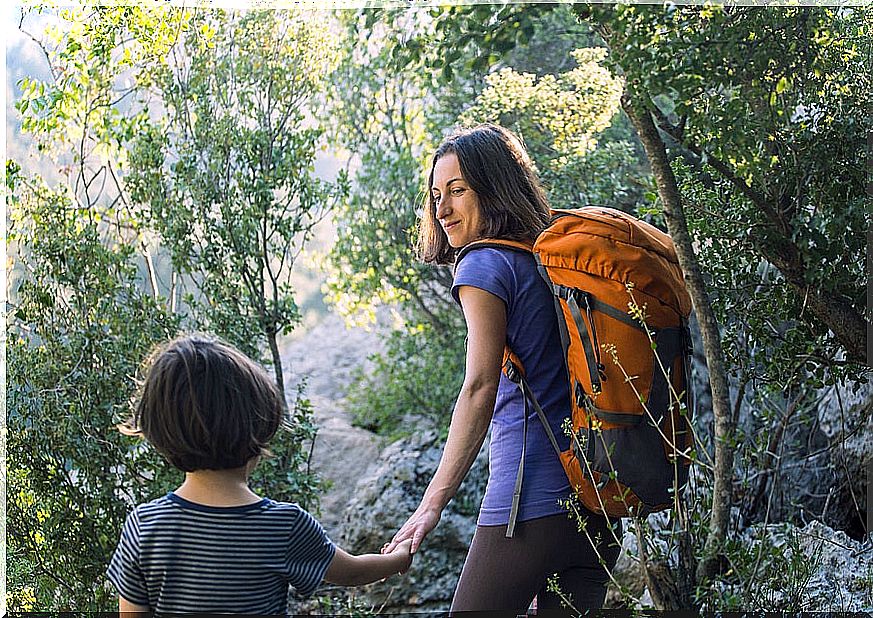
[
  {"x1": 267, "y1": 328, "x2": 288, "y2": 411},
  {"x1": 620, "y1": 87, "x2": 736, "y2": 583}
]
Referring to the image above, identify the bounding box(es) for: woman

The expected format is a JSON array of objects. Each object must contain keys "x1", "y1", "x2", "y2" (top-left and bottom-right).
[{"x1": 383, "y1": 123, "x2": 620, "y2": 612}]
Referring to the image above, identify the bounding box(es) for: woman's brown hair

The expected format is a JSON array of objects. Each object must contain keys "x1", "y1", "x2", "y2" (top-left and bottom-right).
[
  {"x1": 120, "y1": 334, "x2": 283, "y2": 472},
  {"x1": 418, "y1": 123, "x2": 551, "y2": 265}
]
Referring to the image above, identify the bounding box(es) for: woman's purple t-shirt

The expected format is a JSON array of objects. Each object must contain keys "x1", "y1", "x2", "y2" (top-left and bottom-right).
[{"x1": 452, "y1": 247, "x2": 571, "y2": 526}]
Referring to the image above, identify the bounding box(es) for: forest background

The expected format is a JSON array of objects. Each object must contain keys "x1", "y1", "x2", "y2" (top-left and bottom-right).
[{"x1": 5, "y1": 1, "x2": 871, "y2": 613}]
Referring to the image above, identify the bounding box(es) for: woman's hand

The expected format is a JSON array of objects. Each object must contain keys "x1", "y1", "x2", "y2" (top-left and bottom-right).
[{"x1": 383, "y1": 506, "x2": 441, "y2": 555}]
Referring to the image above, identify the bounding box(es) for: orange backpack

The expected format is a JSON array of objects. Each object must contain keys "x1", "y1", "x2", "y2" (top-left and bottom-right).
[{"x1": 457, "y1": 207, "x2": 694, "y2": 535}]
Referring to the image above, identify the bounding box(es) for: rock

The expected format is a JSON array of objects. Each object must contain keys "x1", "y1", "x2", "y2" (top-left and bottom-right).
[
  {"x1": 609, "y1": 515, "x2": 872, "y2": 611},
  {"x1": 737, "y1": 520, "x2": 873, "y2": 611},
  {"x1": 604, "y1": 527, "x2": 646, "y2": 608},
  {"x1": 281, "y1": 311, "x2": 386, "y2": 401},
  {"x1": 816, "y1": 380, "x2": 872, "y2": 538},
  {"x1": 279, "y1": 311, "x2": 386, "y2": 536},
  {"x1": 307, "y1": 428, "x2": 487, "y2": 612},
  {"x1": 306, "y1": 393, "x2": 383, "y2": 537}
]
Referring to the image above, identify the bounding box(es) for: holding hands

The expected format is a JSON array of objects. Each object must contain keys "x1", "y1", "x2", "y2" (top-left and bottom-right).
[
  {"x1": 383, "y1": 506, "x2": 441, "y2": 556},
  {"x1": 385, "y1": 538, "x2": 414, "y2": 575}
]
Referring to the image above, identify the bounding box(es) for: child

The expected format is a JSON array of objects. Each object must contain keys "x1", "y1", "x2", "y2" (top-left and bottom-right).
[{"x1": 108, "y1": 334, "x2": 413, "y2": 614}]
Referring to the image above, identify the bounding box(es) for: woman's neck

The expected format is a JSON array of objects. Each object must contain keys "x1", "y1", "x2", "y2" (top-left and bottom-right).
[{"x1": 174, "y1": 465, "x2": 262, "y2": 507}]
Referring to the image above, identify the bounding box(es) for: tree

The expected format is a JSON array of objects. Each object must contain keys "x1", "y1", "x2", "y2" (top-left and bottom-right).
[
  {"x1": 8, "y1": 6, "x2": 325, "y2": 608},
  {"x1": 459, "y1": 47, "x2": 645, "y2": 211},
  {"x1": 126, "y1": 9, "x2": 348, "y2": 409},
  {"x1": 578, "y1": 4, "x2": 871, "y2": 582},
  {"x1": 580, "y1": 4, "x2": 870, "y2": 369},
  {"x1": 7, "y1": 170, "x2": 181, "y2": 611},
  {"x1": 9, "y1": 7, "x2": 190, "y2": 607}
]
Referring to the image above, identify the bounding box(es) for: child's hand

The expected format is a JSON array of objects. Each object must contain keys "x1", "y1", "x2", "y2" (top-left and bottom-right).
[{"x1": 390, "y1": 538, "x2": 413, "y2": 575}]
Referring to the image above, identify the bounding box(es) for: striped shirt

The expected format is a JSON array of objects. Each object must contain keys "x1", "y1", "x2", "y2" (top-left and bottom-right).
[{"x1": 107, "y1": 493, "x2": 336, "y2": 614}]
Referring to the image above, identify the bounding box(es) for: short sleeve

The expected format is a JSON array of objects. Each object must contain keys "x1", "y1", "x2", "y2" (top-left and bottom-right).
[
  {"x1": 451, "y1": 248, "x2": 514, "y2": 307},
  {"x1": 107, "y1": 509, "x2": 150, "y2": 606},
  {"x1": 286, "y1": 506, "x2": 337, "y2": 597}
]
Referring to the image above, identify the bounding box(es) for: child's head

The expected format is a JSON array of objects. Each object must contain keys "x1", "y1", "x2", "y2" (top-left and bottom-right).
[{"x1": 122, "y1": 334, "x2": 284, "y2": 472}]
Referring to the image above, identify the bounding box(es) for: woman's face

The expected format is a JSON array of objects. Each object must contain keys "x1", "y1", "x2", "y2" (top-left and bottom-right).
[{"x1": 431, "y1": 152, "x2": 483, "y2": 248}]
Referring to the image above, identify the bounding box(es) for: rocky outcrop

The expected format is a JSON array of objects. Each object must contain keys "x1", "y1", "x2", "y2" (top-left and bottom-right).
[
  {"x1": 327, "y1": 428, "x2": 487, "y2": 612},
  {"x1": 605, "y1": 515, "x2": 872, "y2": 611},
  {"x1": 816, "y1": 380, "x2": 871, "y2": 538}
]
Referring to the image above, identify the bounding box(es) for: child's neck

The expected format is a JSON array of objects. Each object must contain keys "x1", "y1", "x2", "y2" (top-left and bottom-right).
[{"x1": 174, "y1": 465, "x2": 262, "y2": 507}]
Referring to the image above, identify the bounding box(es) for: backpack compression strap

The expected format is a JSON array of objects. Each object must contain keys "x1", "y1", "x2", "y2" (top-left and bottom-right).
[{"x1": 503, "y1": 357, "x2": 563, "y2": 538}]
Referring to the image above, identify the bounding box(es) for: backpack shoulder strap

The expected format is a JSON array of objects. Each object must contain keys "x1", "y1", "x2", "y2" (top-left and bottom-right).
[{"x1": 454, "y1": 238, "x2": 534, "y2": 270}]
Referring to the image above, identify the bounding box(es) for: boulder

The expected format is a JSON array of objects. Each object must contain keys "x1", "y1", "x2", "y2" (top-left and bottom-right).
[
  {"x1": 604, "y1": 526, "x2": 646, "y2": 608},
  {"x1": 816, "y1": 380, "x2": 871, "y2": 538},
  {"x1": 296, "y1": 428, "x2": 486, "y2": 613},
  {"x1": 736, "y1": 520, "x2": 873, "y2": 611},
  {"x1": 305, "y1": 393, "x2": 383, "y2": 536},
  {"x1": 606, "y1": 515, "x2": 872, "y2": 611}
]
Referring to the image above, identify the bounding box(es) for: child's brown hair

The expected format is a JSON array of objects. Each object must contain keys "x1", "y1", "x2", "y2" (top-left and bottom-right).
[{"x1": 121, "y1": 334, "x2": 283, "y2": 472}]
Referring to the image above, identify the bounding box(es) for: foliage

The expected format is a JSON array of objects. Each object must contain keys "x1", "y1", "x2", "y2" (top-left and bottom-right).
[
  {"x1": 584, "y1": 4, "x2": 871, "y2": 375},
  {"x1": 321, "y1": 11, "x2": 438, "y2": 322},
  {"x1": 7, "y1": 168, "x2": 181, "y2": 610},
  {"x1": 126, "y1": 9, "x2": 349, "y2": 403},
  {"x1": 461, "y1": 48, "x2": 622, "y2": 160},
  {"x1": 346, "y1": 324, "x2": 464, "y2": 439},
  {"x1": 15, "y1": 5, "x2": 190, "y2": 160},
  {"x1": 250, "y1": 382, "x2": 320, "y2": 512},
  {"x1": 613, "y1": 509, "x2": 828, "y2": 611},
  {"x1": 9, "y1": 6, "x2": 326, "y2": 609},
  {"x1": 460, "y1": 47, "x2": 645, "y2": 211},
  {"x1": 10, "y1": 8, "x2": 191, "y2": 608}
]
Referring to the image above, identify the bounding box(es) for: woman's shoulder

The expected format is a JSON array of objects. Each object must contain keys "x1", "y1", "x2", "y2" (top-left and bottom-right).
[
  {"x1": 456, "y1": 244, "x2": 533, "y2": 272},
  {"x1": 452, "y1": 245, "x2": 538, "y2": 305}
]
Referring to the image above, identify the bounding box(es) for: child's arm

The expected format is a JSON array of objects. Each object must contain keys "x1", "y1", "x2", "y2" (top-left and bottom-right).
[
  {"x1": 323, "y1": 539, "x2": 413, "y2": 586},
  {"x1": 119, "y1": 597, "x2": 150, "y2": 613}
]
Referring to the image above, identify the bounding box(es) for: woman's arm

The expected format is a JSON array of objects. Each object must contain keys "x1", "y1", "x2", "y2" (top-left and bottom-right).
[
  {"x1": 384, "y1": 286, "x2": 506, "y2": 554},
  {"x1": 324, "y1": 539, "x2": 413, "y2": 586}
]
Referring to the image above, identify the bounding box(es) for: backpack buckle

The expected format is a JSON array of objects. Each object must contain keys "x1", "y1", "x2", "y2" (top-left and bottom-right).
[
  {"x1": 503, "y1": 358, "x2": 522, "y2": 384},
  {"x1": 575, "y1": 382, "x2": 586, "y2": 408}
]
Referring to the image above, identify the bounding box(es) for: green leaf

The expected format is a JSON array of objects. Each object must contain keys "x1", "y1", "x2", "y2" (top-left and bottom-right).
[{"x1": 775, "y1": 76, "x2": 790, "y2": 94}]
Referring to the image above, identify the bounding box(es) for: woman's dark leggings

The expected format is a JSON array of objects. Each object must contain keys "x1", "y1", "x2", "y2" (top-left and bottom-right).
[{"x1": 450, "y1": 511, "x2": 621, "y2": 614}]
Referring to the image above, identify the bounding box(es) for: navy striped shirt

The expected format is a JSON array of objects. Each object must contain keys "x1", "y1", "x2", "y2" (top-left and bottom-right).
[{"x1": 107, "y1": 493, "x2": 336, "y2": 614}]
